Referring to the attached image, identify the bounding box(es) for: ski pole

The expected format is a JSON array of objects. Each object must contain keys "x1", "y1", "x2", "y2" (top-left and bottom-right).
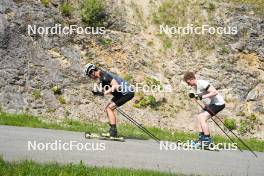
[
  {"x1": 115, "y1": 107, "x2": 161, "y2": 143},
  {"x1": 193, "y1": 99, "x2": 242, "y2": 151},
  {"x1": 99, "y1": 95, "x2": 160, "y2": 143},
  {"x1": 194, "y1": 99, "x2": 257, "y2": 157},
  {"x1": 200, "y1": 101, "x2": 258, "y2": 158}
]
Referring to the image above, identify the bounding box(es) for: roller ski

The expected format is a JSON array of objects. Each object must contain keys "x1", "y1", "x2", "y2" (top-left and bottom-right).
[
  {"x1": 85, "y1": 124, "x2": 125, "y2": 142},
  {"x1": 85, "y1": 132, "x2": 125, "y2": 142}
]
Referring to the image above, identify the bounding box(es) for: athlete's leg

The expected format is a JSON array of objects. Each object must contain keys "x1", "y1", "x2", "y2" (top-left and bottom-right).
[
  {"x1": 196, "y1": 116, "x2": 204, "y2": 142},
  {"x1": 105, "y1": 102, "x2": 118, "y2": 137},
  {"x1": 105, "y1": 102, "x2": 117, "y2": 125},
  {"x1": 107, "y1": 93, "x2": 134, "y2": 124},
  {"x1": 197, "y1": 111, "x2": 211, "y2": 135},
  {"x1": 197, "y1": 111, "x2": 212, "y2": 146},
  {"x1": 197, "y1": 116, "x2": 203, "y2": 133}
]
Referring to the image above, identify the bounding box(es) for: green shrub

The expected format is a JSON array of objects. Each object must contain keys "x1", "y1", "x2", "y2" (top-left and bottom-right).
[
  {"x1": 59, "y1": 3, "x2": 74, "y2": 16},
  {"x1": 32, "y1": 89, "x2": 41, "y2": 100},
  {"x1": 134, "y1": 95, "x2": 158, "y2": 109},
  {"x1": 58, "y1": 96, "x2": 66, "y2": 104},
  {"x1": 208, "y1": 3, "x2": 216, "y2": 11},
  {"x1": 41, "y1": 0, "x2": 49, "y2": 7},
  {"x1": 98, "y1": 38, "x2": 112, "y2": 46},
  {"x1": 153, "y1": 0, "x2": 181, "y2": 25},
  {"x1": 239, "y1": 119, "x2": 251, "y2": 135},
  {"x1": 52, "y1": 85, "x2": 62, "y2": 95},
  {"x1": 153, "y1": 0, "x2": 205, "y2": 26},
  {"x1": 248, "y1": 114, "x2": 257, "y2": 121},
  {"x1": 81, "y1": 0, "x2": 106, "y2": 26},
  {"x1": 162, "y1": 37, "x2": 172, "y2": 49},
  {"x1": 145, "y1": 77, "x2": 163, "y2": 90},
  {"x1": 224, "y1": 118, "x2": 237, "y2": 130},
  {"x1": 152, "y1": 0, "x2": 216, "y2": 53},
  {"x1": 219, "y1": 47, "x2": 230, "y2": 55},
  {"x1": 238, "y1": 114, "x2": 258, "y2": 135},
  {"x1": 145, "y1": 77, "x2": 161, "y2": 86},
  {"x1": 157, "y1": 33, "x2": 172, "y2": 49}
]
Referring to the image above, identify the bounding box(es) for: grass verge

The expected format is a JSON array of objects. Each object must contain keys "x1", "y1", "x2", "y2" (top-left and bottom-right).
[
  {"x1": 0, "y1": 156, "x2": 182, "y2": 176},
  {"x1": 0, "y1": 112, "x2": 263, "y2": 152}
]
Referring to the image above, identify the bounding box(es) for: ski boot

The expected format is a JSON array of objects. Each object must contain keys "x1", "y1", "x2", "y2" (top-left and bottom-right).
[
  {"x1": 102, "y1": 124, "x2": 118, "y2": 138},
  {"x1": 190, "y1": 132, "x2": 204, "y2": 149},
  {"x1": 109, "y1": 126, "x2": 118, "y2": 137},
  {"x1": 201, "y1": 136, "x2": 212, "y2": 149}
]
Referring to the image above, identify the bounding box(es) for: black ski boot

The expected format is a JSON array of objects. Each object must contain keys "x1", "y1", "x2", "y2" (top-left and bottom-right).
[{"x1": 109, "y1": 124, "x2": 118, "y2": 137}]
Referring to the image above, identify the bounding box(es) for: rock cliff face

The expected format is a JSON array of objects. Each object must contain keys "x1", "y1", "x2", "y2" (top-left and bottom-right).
[{"x1": 0, "y1": 0, "x2": 263, "y2": 138}]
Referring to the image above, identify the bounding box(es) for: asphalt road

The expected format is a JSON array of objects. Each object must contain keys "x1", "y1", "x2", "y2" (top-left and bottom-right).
[{"x1": 0, "y1": 125, "x2": 263, "y2": 176}]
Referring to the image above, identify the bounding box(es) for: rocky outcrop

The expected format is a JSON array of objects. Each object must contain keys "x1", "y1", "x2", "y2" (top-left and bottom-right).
[{"x1": 0, "y1": 0, "x2": 263, "y2": 138}]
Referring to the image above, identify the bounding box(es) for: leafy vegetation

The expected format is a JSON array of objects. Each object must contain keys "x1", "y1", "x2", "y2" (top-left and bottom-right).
[
  {"x1": 98, "y1": 38, "x2": 112, "y2": 46},
  {"x1": 153, "y1": 0, "x2": 186, "y2": 26},
  {"x1": 239, "y1": 119, "x2": 252, "y2": 135},
  {"x1": 224, "y1": 118, "x2": 237, "y2": 130},
  {"x1": 238, "y1": 114, "x2": 258, "y2": 135},
  {"x1": 208, "y1": 2, "x2": 216, "y2": 11},
  {"x1": 145, "y1": 77, "x2": 162, "y2": 87},
  {"x1": 57, "y1": 96, "x2": 66, "y2": 104},
  {"x1": 41, "y1": 0, "x2": 49, "y2": 7},
  {"x1": 134, "y1": 95, "x2": 158, "y2": 109},
  {"x1": 219, "y1": 47, "x2": 230, "y2": 55},
  {"x1": 156, "y1": 33, "x2": 172, "y2": 49},
  {"x1": 52, "y1": 85, "x2": 62, "y2": 95},
  {"x1": 32, "y1": 89, "x2": 41, "y2": 100},
  {"x1": 81, "y1": 0, "x2": 107, "y2": 26},
  {"x1": 59, "y1": 3, "x2": 74, "y2": 16},
  {"x1": 152, "y1": 0, "x2": 217, "y2": 52},
  {"x1": 152, "y1": 0, "x2": 209, "y2": 26}
]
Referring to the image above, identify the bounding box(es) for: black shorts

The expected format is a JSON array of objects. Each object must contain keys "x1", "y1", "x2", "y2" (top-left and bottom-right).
[
  {"x1": 111, "y1": 92, "x2": 134, "y2": 107},
  {"x1": 204, "y1": 104, "x2": 225, "y2": 116}
]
